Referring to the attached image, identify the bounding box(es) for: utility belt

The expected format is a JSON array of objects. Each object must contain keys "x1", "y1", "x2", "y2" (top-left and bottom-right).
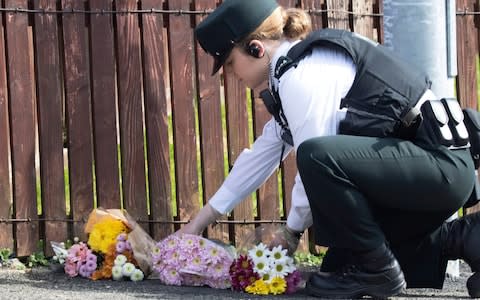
[{"x1": 414, "y1": 98, "x2": 470, "y2": 151}]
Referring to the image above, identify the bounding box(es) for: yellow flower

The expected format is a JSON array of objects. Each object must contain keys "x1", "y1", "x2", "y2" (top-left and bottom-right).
[
  {"x1": 245, "y1": 279, "x2": 269, "y2": 295},
  {"x1": 269, "y1": 276, "x2": 287, "y2": 295},
  {"x1": 88, "y1": 218, "x2": 127, "y2": 254}
]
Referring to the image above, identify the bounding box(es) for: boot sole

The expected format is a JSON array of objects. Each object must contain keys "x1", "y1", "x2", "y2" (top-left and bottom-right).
[{"x1": 306, "y1": 276, "x2": 407, "y2": 299}]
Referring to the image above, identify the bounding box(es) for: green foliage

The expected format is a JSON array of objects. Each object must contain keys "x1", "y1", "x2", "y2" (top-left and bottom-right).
[
  {"x1": 26, "y1": 251, "x2": 49, "y2": 268},
  {"x1": 0, "y1": 248, "x2": 12, "y2": 263},
  {"x1": 294, "y1": 252, "x2": 324, "y2": 267}
]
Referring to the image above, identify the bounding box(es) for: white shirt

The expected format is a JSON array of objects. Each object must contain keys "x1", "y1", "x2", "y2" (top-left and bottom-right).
[{"x1": 208, "y1": 40, "x2": 357, "y2": 232}]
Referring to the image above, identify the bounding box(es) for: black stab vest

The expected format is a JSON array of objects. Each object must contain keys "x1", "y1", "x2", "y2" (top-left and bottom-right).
[{"x1": 273, "y1": 28, "x2": 432, "y2": 140}]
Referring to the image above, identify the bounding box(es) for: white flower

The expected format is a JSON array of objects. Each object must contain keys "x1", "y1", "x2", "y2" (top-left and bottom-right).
[
  {"x1": 112, "y1": 265, "x2": 123, "y2": 280},
  {"x1": 269, "y1": 245, "x2": 288, "y2": 263},
  {"x1": 271, "y1": 259, "x2": 293, "y2": 278},
  {"x1": 248, "y1": 243, "x2": 270, "y2": 262},
  {"x1": 252, "y1": 257, "x2": 270, "y2": 276},
  {"x1": 114, "y1": 254, "x2": 127, "y2": 266},
  {"x1": 122, "y1": 262, "x2": 136, "y2": 277},
  {"x1": 130, "y1": 268, "x2": 144, "y2": 281},
  {"x1": 285, "y1": 256, "x2": 295, "y2": 268}
]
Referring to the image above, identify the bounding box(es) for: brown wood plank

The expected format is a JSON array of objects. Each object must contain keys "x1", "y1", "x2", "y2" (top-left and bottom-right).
[
  {"x1": 141, "y1": 0, "x2": 173, "y2": 241},
  {"x1": 277, "y1": 0, "x2": 297, "y2": 7},
  {"x1": 252, "y1": 88, "x2": 280, "y2": 222},
  {"x1": 463, "y1": 0, "x2": 480, "y2": 215},
  {"x1": 194, "y1": 0, "x2": 229, "y2": 241},
  {"x1": 0, "y1": 6, "x2": 13, "y2": 250},
  {"x1": 61, "y1": 0, "x2": 94, "y2": 240},
  {"x1": 456, "y1": 0, "x2": 478, "y2": 110},
  {"x1": 5, "y1": 0, "x2": 38, "y2": 256},
  {"x1": 89, "y1": 0, "x2": 121, "y2": 209},
  {"x1": 302, "y1": 0, "x2": 327, "y2": 30},
  {"x1": 167, "y1": 0, "x2": 200, "y2": 228},
  {"x1": 374, "y1": 0, "x2": 383, "y2": 43},
  {"x1": 352, "y1": 0, "x2": 374, "y2": 39},
  {"x1": 33, "y1": 0, "x2": 68, "y2": 256},
  {"x1": 223, "y1": 73, "x2": 252, "y2": 246},
  {"x1": 115, "y1": 0, "x2": 148, "y2": 229},
  {"x1": 326, "y1": 0, "x2": 350, "y2": 30}
]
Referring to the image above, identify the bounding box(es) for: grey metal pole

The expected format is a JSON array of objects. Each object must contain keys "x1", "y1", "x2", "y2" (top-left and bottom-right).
[
  {"x1": 383, "y1": 0, "x2": 459, "y2": 278},
  {"x1": 383, "y1": 0, "x2": 457, "y2": 98}
]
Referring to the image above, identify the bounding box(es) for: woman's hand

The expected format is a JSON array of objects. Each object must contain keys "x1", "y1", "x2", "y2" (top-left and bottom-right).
[
  {"x1": 175, "y1": 203, "x2": 222, "y2": 236},
  {"x1": 268, "y1": 225, "x2": 302, "y2": 255}
]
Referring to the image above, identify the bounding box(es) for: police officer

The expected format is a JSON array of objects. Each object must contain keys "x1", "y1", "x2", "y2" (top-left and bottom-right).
[{"x1": 179, "y1": 0, "x2": 480, "y2": 298}]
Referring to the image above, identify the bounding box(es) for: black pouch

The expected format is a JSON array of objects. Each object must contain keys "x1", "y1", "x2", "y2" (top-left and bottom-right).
[
  {"x1": 463, "y1": 108, "x2": 480, "y2": 169},
  {"x1": 441, "y1": 98, "x2": 469, "y2": 147},
  {"x1": 416, "y1": 100, "x2": 454, "y2": 148}
]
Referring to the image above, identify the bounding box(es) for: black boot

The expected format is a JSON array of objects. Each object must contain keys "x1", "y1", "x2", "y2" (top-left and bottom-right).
[
  {"x1": 443, "y1": 211, "x2": 480, "y2": 298},
  {"x1": 306, "y1": 244, "x2": 406, "y2": 299}
]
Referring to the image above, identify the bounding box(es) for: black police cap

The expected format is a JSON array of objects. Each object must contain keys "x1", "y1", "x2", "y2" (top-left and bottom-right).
[{"x1": 195, "y1": 0, "x2": 279, "y2": 75}]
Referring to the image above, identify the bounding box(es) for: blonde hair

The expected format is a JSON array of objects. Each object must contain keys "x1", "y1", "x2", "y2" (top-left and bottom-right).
[{"x1": 239, "y1": 7, "x2": 312, "y2": 48}]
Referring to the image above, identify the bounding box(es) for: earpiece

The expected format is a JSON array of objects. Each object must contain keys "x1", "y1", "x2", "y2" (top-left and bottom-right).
[{"x1": 247, "y1": 43, "x2": 262, "y2": 58}]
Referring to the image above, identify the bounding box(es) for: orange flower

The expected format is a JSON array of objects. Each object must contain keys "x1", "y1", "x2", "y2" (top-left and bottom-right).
[{"x1": 91, "y1": 270, "x2": 103, "y2": 281}]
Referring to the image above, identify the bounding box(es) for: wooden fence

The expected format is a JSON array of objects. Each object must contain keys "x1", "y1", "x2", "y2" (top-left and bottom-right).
[{"x1": 0, "y1": 0, "x2": 479, "y2": 257}]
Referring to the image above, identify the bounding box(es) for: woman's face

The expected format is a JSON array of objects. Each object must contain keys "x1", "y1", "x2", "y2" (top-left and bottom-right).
[{"x1": 223, "y1": 47, "x2": 269, "y2": 89}]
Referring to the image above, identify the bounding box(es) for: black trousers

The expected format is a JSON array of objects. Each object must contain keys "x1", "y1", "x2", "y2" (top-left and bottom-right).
[{"x1": 296, "y1": 135, "x2": 475, "y2": 288}]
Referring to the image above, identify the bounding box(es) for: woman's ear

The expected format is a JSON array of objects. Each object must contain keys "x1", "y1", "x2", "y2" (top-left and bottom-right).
[{"x1": 246, "y1": 40, "x2": 265, "y2": 58}]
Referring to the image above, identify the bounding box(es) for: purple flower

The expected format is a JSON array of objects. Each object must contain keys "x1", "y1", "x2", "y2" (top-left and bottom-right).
[
  {"x1": 85, "y1": 260, "x2": 97, "y2": 272},
  {"x1": 116, "y1": 241, "x2": 126, "y2": 253},
  {"x1": 78, "y1": 264, "x2": 92, "y2": 278},
  {"x1": 285, "y1": 269, "x2": 302, "y2": 294},
  {"x1": 86, "y1": 253, "x2": 97, "y2": 262},
  {"x1": 116, "y1": 233, "x2": 127, "y2": 241},
  {"x1": 152, "y1": 234, "x2": 236, "y2": 288}
]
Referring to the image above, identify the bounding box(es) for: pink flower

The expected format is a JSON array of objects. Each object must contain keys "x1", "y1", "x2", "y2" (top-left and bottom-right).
[
  {"x1": 160, "y1": 268, "x2": 182, "y2": 286},
  {"x1": 152, "y1": 233, "x2": 234, "y2": 289},
  {"x1": 64, "y1": 262, "x2": 78, "y2": 277}
]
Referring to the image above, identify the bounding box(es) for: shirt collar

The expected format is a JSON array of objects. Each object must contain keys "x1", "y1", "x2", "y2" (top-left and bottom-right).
[{"x1": 269, "y1": 40, "x2": 301, "y2": 90}]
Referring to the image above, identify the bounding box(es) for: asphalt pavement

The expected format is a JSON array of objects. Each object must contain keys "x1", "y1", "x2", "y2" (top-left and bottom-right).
[{"x1": 0, "y1": 262, "x2": 474, "y2": 300}]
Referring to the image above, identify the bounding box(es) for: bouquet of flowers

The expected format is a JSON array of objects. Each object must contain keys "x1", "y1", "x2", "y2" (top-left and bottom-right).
[
  {"x1": 52, "y1": 208, "x2": 156, "y2": 281},
  {"x1": 151, "y1": 233, "x2": 235, "y2": 289},
  {"x1": 229, "y1": 242, "x2": 302, "y2": 295}
]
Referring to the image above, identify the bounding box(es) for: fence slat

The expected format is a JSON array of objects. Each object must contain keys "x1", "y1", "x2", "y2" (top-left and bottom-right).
[
  {"x1": 277, "y1": 0, "x2": 297, "y2": 7},
  {"x1": 167, "y1": 0, "x2": 200, "y2": 226},
  {"x1": 0, "y1": 6, "x2": 13, "y2": 250},
  {"x1": 5, "y1": 0, "x2": 38, "y2": 256},
  {"x1": 89, "y1": 0, "x2": 121, "y2": 209},
  {"x1": 33, "y1": 0, "x2": 67, "y2": 256},
  {"x1": 326, "y1": 0, "x2": 350, "y2": 30},
  {"x1": 252, "y1": 88, "x2": 281, "y2": 222},
  {"x1": 223, "y1": 73, "x2": 252, "y2": 245},
  {"x1": 457, "y1": 0, "x2": 480, "y2": 215},
  {"x1": 302, "y1": 0, "x2": 326, "y2": 30},
  {"x1": 194, "y1": 0, "x2": 229, "y2": 241},
  {"x1": 352, "y1": 0, "x2": 374, "y2": 38},
  {"x1": 374, "y1": 0, "x2": 383, "y2": 43},
  {"x1": 141, "y1": 0, "x2": 173, "y2": 241},
  {"x1": 456, "y1": 0, "x2": 479, "y2": 110},
  {"x1": 115, "y1": 0, "x2": 148, "y2": 228},
  {"x1": 62, "y1": 0, "x2": 94, "y2": 240}
]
